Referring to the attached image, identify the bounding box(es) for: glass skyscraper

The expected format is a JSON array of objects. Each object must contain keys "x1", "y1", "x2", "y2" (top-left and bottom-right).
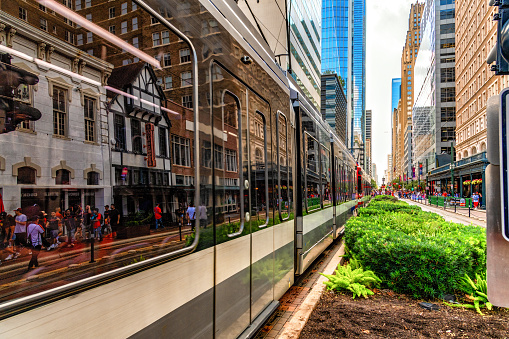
[
  {"x1": 391, "y1": 78, "x2": 402, "y2": 114},
  {"x1": 321, "y1": 0, "x2": 366, "y2": 165}
]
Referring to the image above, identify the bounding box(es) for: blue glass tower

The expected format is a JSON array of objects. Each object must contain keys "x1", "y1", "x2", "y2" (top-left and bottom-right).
[
  {"x1": 391, "y1": 78, "x2": 401, "y2": 113},
  {"x1": 322, "y1": 0, "x2": 366, "y2": 164}
]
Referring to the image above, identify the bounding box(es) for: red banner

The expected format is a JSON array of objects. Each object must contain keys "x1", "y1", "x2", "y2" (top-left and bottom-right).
[{"x1": 145, "y1": 123, "x2": 156, "y2": 167}]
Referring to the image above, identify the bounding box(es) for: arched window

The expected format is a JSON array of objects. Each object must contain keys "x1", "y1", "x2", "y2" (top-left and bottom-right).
[
  {"x1": 55, "y1": 169, "x2": 71, "y2": 185},
  {"x1": 463, "y1": 150, "x2": 469, "y2": 158},
  {"x1": 255, "y1": 148, "x2": 263, "y2": 164},
  {"x1": 471, "y1": 146, "x2": 477, "y2": 155},
  {"x1": 17, "y1": 166, "x2": 36, "y2": 184},
  {"x1": 223, "y1": 92, "x2": 238, "y2": 128},
  {"x1": 87, "y1": 171, "x2": 100, "y2": 185},
  {"x1": 480, "y1": 142, "x2": 487, "y2": 152}
]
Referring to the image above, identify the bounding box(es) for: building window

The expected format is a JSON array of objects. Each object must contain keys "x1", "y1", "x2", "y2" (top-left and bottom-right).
[
  {"x1": 440, "y1": 23, "x2": 454, "y2": 35},
  {"x1": 172, "y1": 135, "x2": 191, "y2": 166},
  {"x1": 440, "y1": 67, "x2": 455, "y2": 83},
  {"x1": 159, "y1": 127, "x2": 168, "y2": 157},
  {"x1": 202, "y1": 140, "x2": 212, "y2": 168},
  {"x1": 132, "y1": 1, "x2": 137, "y2": 10},
  {"x1": 114, "y1": 114, "x2": 126, "y2": 150},
  {"x1": 87, "y1": 172, "x2": 100, "y2": 185},
  {"x1": 152, "y1": 32, "x2": 161, "y2": 46},
  {"x1": 65, "y1": 31, "x2": 76, "y2": 44},
  {"x1": 86, "y1": 13, "x2": 92, "y2": 21},
  {"x1": 441, "y1": 106, "x2": 456, "y2": 122},
  {"x1": 132, "y1": 17, "x2": 138, "y2": 30},
  {"x1": 164, "y1": 76, "x2": 172, "y2": 89},
  {"x1": 162, "y1": 31, "x2": 170, "y2": 44},
  {"x1": 179, "y1": 48, "x2": 191, "y2": 63},
  {"x1": 75, "y1": 0, "x2": 81, "y2": 10},
  {"x1": 85, "y1": 0, "x2": 91, "y2": 8},
  {"x1": 225, "y1": 149, "x2": 238, "y2": 172},
  {"x1": 163, "y1": 53, "x2": 171, "y2": 67},
  {"x1": 121, "y1": 2, "x2": 128, "y2": 15},
  {"x1": 84, "y1": 97, "x2": 95, "y2": 142},
  {"x1": 53, "y1": 88, "x2": 67, "y2": 136},
  {"x1": 39, "y1": 18, "x2": 48, "y2": 31},
  {"x1": 109, "y1": 7, "x2": 115, "y2": 19},
  {"x1": 132, "y1": 36, "x2": 139, "y2": 48},
  {"x1": 19, "y1": 7, "x2": 27, "y2": 21},
  {"x1": 440, "y1": 9, "x2": 455, "y2": 20},
  {"x1": 181, "y1": 71, "x2": 192, "y2": 87},
  {"x1": 17, "y1": 167, "x2": 36, "y2": 185},
  {"x1": 182, "y1": 95, "x2": 192, "y2": 108},
  {"x1": 151, "y1": 16, "x2": 159, "y2": 24},
  {"x1": 87, "y1": 49, "x2": 94, "y2": 56},
  {"x1": 131, "y1": 119, "x2": 142, "y2": 153},
  {"x1": 441, "y1": 87, "x2": 455, "y2": 102},
  {"x1": 214, "y1": 144, "x2": 223, "y2": 169},
  {"x1": 55, "y1": 169, "x2": 71, "y2": 185},
  {"x1": 109, "y1": 25, "x2": 115, "y2": 34},
  {"x1": 441, "y1": 127, "x2": 455, "y2": 142},
  {"x1": 120, "y1": 21, "x2": 127, "y2": 34},
  {"x1": 440, "y1": 38, "x2": 455, "y2": 49}
]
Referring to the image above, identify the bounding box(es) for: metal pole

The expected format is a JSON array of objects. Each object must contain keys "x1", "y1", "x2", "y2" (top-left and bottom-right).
[
  {"x1": 451, "y1": 142, "x2": 454, "y2": 198},
  {"x1": 89, "y1": 233, "x2": 95, "y2": 263}
]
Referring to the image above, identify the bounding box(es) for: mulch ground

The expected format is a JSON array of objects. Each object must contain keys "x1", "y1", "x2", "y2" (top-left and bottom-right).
[{"x1": 301, "y1": 289, "x2": 509, "y2": 338}]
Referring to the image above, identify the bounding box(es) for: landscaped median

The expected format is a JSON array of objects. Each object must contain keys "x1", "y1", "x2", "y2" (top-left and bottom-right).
[{"x1": 344, "y1": 195, "x2": 486, "y2": 299}]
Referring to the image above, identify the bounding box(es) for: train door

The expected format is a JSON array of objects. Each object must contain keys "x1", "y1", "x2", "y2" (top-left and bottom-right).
[{"x1": 211, "y1": 63, "x2": 275, "y2": 338}]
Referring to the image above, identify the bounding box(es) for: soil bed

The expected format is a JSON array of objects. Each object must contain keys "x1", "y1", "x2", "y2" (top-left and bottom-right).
[{"x1": 301, "y1": 289, "x2": 509, "y2": 338}]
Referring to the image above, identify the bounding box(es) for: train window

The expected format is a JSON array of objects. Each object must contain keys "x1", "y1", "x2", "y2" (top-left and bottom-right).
[
  {"x1": 251, "y1": 111, "x2": 269, "y2": 228},
  {"x1": 304, "y1": 132, "x2": 321, "y2": 212},
  {"x1": 277, "y1": 111, "x2": 290, "y2": 221},
  {"x1": 214, "y1": 91, "x2": 244, "y2": 238},
  {"x1": 321, "y1": 145, "x2": 332, "y2": 207}
]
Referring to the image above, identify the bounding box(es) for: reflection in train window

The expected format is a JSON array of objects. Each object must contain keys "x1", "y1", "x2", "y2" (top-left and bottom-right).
[
  {"x1": 251, "y1": 111, "x2": 268, "y2": 227},
  {"x1": 321, "y1": 146, "x2": 331, "y2": 207},
  {"x1": 277, "y1": 112, "x2": 290, "y2": 220},
  {"x1": 305, "y1": 132, "x2": 321, "y2": 212}
]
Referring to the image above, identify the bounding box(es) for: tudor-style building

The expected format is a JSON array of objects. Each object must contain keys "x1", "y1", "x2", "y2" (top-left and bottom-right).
[
  {"x1": 0, "y1": 11, "x2": 113, "y2": 212},
  {"x1": 107, "y1": 62, "x2": 173, "y2": 216}
]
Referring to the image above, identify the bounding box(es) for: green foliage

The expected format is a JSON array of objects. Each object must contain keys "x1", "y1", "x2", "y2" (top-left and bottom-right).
[
  {"x1": 447, "y1": 273, "x2": 492, "y2": 315},
  {"x1": 320, "y1": 261, "x2": 381, "y2": 299},
  {"x1": 345, "y1": 198, "x2": 487, "y2": 299},
  {"x1": 125, "y1": 213, "x2": 154, "y2": 227}
]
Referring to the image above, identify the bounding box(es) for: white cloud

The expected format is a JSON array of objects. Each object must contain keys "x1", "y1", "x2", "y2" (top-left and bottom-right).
[{"x1": 366, "y1": 0, "x2": 416, "y2": 177}]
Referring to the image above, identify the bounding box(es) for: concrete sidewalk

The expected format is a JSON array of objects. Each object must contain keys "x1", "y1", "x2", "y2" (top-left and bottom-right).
[{"x1": 403, "y1": 199, "x2": 486, "y2": 227}]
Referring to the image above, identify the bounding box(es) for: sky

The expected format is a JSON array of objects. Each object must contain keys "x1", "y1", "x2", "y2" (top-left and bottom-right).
[{"x1": 366, "y1": 0, "x2": 418, "y2": 183}]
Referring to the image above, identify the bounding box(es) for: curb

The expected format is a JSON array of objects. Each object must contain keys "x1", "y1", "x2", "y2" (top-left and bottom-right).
[
  {"x1": 405, "y1": 199, "x2": 486, "y2": 223},
  {"x1": 277, "y1": 241, "x2": 345, "y2": 339}
]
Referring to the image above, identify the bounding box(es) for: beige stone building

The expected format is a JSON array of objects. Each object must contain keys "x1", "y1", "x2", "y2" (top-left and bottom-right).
[
  {"x1": 456, "y1": 0, "x2": 509, "y2": 159},
  {"x1": 392, "y1": 2, "x2": 424, "y2": 180}
]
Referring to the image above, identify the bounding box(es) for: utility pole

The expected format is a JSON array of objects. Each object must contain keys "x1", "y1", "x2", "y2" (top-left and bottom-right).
[{"x1": 451, "y1": 141, "x2": 454, "y2": 197}]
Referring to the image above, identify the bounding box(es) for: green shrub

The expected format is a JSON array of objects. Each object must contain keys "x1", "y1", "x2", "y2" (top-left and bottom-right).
[
  {"x1": 345, "y1": 200, "x2": 486, "y2": 299},
  {"x1": 321, "y1": 259, "x2": 381, "y2": 299},
  {"x1": 447, "y1": 273, "x2": 492, "y2": 315}
]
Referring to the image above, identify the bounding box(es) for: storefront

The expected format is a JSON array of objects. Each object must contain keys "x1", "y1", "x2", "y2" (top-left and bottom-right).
[
  {"x1": 426, "y1": 152, "x2": 488, "y2": 208},
  {"x1": 20, "y1": 188, "x2": 103, "y2": 214}
]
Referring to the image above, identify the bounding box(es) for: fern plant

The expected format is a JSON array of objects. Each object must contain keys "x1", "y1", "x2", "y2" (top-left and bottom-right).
[
  {"x1": 320, "y1": 260, "x2": 381, "y2": 299},
  {"x1": 446, "y1": 273, "x2": 493, "y2": 315}
]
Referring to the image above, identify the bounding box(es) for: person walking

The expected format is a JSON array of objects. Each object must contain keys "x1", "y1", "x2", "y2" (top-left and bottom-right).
[
  {"x1": 27, "y1": 215, "x2": 44, "y2": 271},
  {"x1": 186, "y1": 203, "x2": 196, "y2": 230},
  {"x1": 46, "y1": 211, "x2": 61, "y2": 250},
  {"x1": 109, "y1": 204, "x2": 120, "y2": 239},
  {"x1": 154, "y1": 203, "x2": 163, "y2": 230},
  {"x1": 13, "y1": 208, "x2": 27, "y2": 259},
  {"x1": 103, "y1": 205, "x2": 112, "y2": 237},
  {"x1": 63, "y1": 209, "x2": 75, "y2": 248},
  {"x1": 91, "y1": 208, "x2": 103, "y2": 241}
]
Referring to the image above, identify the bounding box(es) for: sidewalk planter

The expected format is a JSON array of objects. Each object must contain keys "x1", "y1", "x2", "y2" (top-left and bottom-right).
[{"x1": 116, "y1": 224, "x2": 151, "y2": 239}]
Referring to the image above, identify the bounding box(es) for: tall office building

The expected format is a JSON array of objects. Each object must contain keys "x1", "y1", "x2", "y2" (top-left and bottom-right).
[
  {"x1": 394, "y1": 2, "x2": 424, "y2": 181},
  {"x1": 238, "y1": 0, "x2": 322, "y2": 108},
  {"x1": 321, "y1": 73, "x2": 348, "y2": 145},
  {"x1": 365, "y1": 109, "x2": 372, "y2": 176},
  {"x1": 413, "y1": 0, "x2": 456, "y2": 172},
  {"x1": 456, "y1": 0, "x2": 509, "y2": 160},
  {"x1": 322, "y1": 0, "x2": 366, "y2": 167}
]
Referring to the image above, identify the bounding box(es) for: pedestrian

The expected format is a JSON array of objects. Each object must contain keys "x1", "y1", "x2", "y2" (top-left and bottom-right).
[
  {"x1": 63, "y1": 209, "x2": 75, "y2": 247},
  {"x1": 27, "y1": 215, "x2": 44, "y2": 271},
  {"x1": 186, "y1": 203, "x2": 196, "y2": 230},
  {"x1": 46, "y1": 211, "x2": 61, "y2": 250},
  {"x1": 13, "y1": 208, "x2": 27, "y2": 259},
  {"x1": 55, "y1": 207, "x2": 63, "y2": 219},
  {"x1": 473, "y1": 192, "x2": 479, "y2": 209},
  {"x1": 92, "y1": 208, "x2": 103, "y2": 241},
  {"x1": 83, "y1": 205, "x2": 92, "y2": 239},
  {"x1": 154, "y1": 203, "x2": 163, "y2": 230},
  {"x1": 109, "y1": 204, "x2": 120, "y2": 239},
  {"x1": 103, "y1": 205, "x2": 112, "y2": 237}
]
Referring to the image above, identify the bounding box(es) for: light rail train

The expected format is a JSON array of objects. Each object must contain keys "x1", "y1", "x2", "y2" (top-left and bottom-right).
[{"x1": 0, "y1": 0, "x2": 371, "y2": 337}]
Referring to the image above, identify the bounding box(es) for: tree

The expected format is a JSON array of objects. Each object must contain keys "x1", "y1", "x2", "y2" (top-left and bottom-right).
[{"x1": 371, "y1": 178, "x2": 378, "y2": 189}]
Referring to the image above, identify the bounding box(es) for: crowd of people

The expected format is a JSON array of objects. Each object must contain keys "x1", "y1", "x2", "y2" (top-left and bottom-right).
[{"x1": 0, "y1": 204, "x2": 121, "y2": 270}]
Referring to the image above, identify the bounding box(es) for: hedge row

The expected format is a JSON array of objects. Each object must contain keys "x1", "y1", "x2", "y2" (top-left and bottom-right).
[{"x1": 345, "y1": 196, "x2": 486, "y2": 299}]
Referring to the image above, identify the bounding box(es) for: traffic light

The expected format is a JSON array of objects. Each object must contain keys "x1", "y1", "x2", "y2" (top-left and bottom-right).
[
  {"x1": 488, "y1": 0, "x2": 509, "y2": 75},
  {"x1": 0, "y1": 53, "x2": 41, "y2": 134}
]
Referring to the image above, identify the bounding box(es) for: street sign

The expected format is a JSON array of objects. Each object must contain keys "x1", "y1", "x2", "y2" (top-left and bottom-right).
[{"x1": 499, "y1": 88, "x2": 509, "y2": 241}]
